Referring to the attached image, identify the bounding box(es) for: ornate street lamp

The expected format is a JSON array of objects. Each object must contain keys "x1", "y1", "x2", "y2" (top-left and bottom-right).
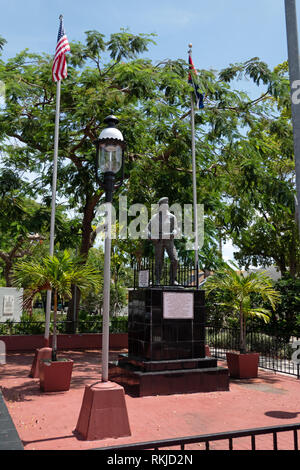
[
  {"x1": 75, "y1": 116, "x2": 130, "y2": 440},
  {"x1": 95, "y1": 115, "x2": 125, "y2": 382},
  {"x1": 95, "y1": 115, "x2": 125, "y2": 203}
]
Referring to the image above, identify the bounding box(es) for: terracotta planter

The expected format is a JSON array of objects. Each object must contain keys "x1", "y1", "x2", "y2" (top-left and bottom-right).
[
  {"x1": 226, "y1": 352, "x2": 259, "y2": 379},
  {"x1": 39, "y1": 359, "x2": 74, "y2": 392}
]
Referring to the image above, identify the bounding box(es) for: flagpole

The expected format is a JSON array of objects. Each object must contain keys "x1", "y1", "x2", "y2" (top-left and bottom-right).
[
  {"x1": 44, "y1": 78, "x2": 61, "y2": 346},
  {"x1": 188, "y1": 43, "x2": 199, "y2": 286},
  {"x1": 284, "y1": 0, "x2": 300, "y2": 238}
]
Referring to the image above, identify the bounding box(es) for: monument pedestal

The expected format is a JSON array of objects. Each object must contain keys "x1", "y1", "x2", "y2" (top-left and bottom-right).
[{"x1": 109, "y1": 288, "x2": 229, "y2": 396}]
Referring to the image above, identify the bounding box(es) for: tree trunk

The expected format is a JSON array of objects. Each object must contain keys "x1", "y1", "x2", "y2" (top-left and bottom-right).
[
  {"x1": 239, "y1": 305, "x2": 246, "y2": 353},
  {"x1": 289, "y1": 225, "x2": 298, "y2": 277},
  {"x1": 203, "y1": 268, "x2": 211, "y2": 278},
  {"x1": 66, "y1": 193, "x2": 101, "y2": 332},
  {"x1": 275, "y1": 254, "x2": 287, "y2": 275},
  {"x1": 28, "y1": 299, "x2": 33, "y2": 318},
  {"x1": 4, "y1": 260, "x2": 13, "y2": 287}
]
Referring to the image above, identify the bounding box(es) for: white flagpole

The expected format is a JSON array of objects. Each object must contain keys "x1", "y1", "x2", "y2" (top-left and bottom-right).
[
  {"x1": 44, "y1": 79, "x2": 61, "y2": 346},
  {"x1": 188, "y1": 43, "x2": 199, "y2": 284}
]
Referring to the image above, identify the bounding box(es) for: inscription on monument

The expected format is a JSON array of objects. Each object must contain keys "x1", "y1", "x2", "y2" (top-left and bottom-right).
[
  {"x1": 3, "y1": 296, "x2": 14, "y2": 316},
  {"x1": 138, "y1": 270, "x2": 150, "y2": 288},
  {"x1": 163, "y1": 292, "x2": 194, "y2": 319}
]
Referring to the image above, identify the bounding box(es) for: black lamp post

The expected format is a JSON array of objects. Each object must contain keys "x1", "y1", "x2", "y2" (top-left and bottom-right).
[{"x1": 95, "y1": 115, "x2": 125, "y2": 382}]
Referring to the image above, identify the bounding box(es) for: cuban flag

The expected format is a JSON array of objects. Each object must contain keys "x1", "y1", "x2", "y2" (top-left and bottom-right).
[{"x1": 188, "y1": 54, "x2": 204, "y2": 109}]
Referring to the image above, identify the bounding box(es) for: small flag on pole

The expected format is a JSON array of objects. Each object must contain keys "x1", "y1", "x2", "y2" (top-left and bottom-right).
[
  {"x1": 188, "y1": 53, "x2": 204, "y2": 109},
  {"x1": 52, "y1": 15, "x2": 70, "y2": 82}
]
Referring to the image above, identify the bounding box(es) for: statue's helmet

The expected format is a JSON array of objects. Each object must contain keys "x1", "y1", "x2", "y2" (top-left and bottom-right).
[{"x1": 158, "y1": 197, "x2": 169, "y2": 206}]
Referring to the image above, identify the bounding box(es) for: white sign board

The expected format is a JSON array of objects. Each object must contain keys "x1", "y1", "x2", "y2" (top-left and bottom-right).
[
  {"x1": 138, "y1": 270, "x2": 149, "y2": 288},
  {"x1": 3, "y1": 295, "x2": 14, "y2": 316},
  {"x1": 0, "y1": 288, "x2": 23, "y2": 322},
  {"x1": 163, "y1": 292, "x2": 194, "y2": 319}
]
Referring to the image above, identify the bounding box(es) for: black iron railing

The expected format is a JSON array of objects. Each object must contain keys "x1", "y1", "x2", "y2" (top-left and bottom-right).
[
  {"x1": 94, "y1": 422, "x2": 300, "y2": 451},
  {"x1": 133, "y1": 258, "x2": 202, "y2": 289},
  {"x1": 1, "y1": 320, "x2": 299, "y2": 378},
  {"x1": 206, "y1": 326, "x2": 300, "y2": 379}
]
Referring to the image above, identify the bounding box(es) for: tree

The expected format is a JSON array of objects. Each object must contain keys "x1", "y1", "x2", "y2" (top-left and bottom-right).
[
  {"x1": 0, "y1": 167, "x2": 82, "y2": 286},
  {"x1": 270, "y1": 275, "x2": 300, "y2": 339},
  {"x1": 223, "y1": 113, "x2": 300, "y2": 276},
  {"x1": 0, "y1": 31, "x2": 290, "y2": 323},
  {"x1": 12, "y1": 250, "x2": 100, "y2": 360},
  {"x1": 217, "y1": 61, "x2": 300, "y2": 276},
  {"x1": 204, "y1": 265, "x2": 280, "y2": 353},
  {"x1": 0, "y1": 168, "x2": 45, "y2": 285}
]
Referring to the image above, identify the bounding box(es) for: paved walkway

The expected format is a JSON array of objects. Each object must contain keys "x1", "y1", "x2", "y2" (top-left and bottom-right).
[
  {"x1": 0, "y1": 350, "x2": 299, "y2": 450},
  {"x1": 0, "y1": 391, "x2": 23, "y2": 450}
]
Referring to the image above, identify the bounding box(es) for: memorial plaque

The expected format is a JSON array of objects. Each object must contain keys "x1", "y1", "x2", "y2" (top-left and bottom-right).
[
  {"x1": 163, "y1": 292, "x2": 194, "y2": 319},
  {"x1": 138, "y1": 270, "x2": 149, "y2": 288},
  {"x1": 3, "y1": 295, "x2": 14, "y2": 316}
]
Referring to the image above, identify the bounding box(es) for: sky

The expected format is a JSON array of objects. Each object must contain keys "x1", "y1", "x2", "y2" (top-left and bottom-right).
[
  {"x1": 0, "y1": 0, "x2": 294, "y2": 70},
  {"x1": 0, "y1": 0, "x2": 298, "y2": 263}
]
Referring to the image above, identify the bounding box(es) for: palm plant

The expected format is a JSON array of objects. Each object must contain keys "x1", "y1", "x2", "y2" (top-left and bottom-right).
[
  {"x1": 13, "y1": 250, "x2": 101, "y2": 360},
  {"x1": 205, "y1": 264, "x2": 280, "y2": 353}
]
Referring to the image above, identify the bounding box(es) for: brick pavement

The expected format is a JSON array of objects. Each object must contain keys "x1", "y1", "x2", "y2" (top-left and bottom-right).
[{"x1": 0, "y1": 350, "x2": 299, "y2": 451}]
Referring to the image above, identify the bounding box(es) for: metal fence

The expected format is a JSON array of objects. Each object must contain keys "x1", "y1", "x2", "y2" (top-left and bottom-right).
[
  {"x1": 206, "y1": 326, "x2": 300, "y2": 378},
  {"x1": 0, "y1": 319, "x2": 299, "y2": 378},
  {"x1": 95, "y1": 422, "x2": 300, "y2": 451},
  {"x1": 133, "y1": 259, "x2": 201, "y2": 289}
]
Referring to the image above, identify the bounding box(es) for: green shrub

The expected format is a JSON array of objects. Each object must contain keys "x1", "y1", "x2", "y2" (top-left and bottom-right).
[
  {"x1": 77, "y1": 310, "x2": 102, "y2": 333},
  {"x1": 111, "y1": 316, "x2": 128, "y2": 333}
]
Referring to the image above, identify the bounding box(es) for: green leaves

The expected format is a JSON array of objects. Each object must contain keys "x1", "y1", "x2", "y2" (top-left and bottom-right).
[
  {"x1": 13, "y1": 250, "x2": 101, "y2": 303},
  {"x1": 205, "y1": 266, "x2": 280, "y2": 351},
  {"x1": 0, "y1": 27, "x2": 297, "y2": 280},
  {"x1": 0, "y1": 36, "x2": 6, "y2": 52},
  {"x1": 107, "y1": 30, "x2": 156, "y2": 62},
  {"x1": 85, "y1": 30, "x2": 106, "y2": 56},
  {"x1": 219, "y1": 58, "x2": 272, "y2": 87}
]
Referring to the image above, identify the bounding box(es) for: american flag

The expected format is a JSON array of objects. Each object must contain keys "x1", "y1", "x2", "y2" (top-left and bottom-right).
[
  {"x1": 52, "y1": 15, "x2": 70, "y2": 82},
  {"x1": 188, "y1": 53, "x2": 204, "y2": 109}
]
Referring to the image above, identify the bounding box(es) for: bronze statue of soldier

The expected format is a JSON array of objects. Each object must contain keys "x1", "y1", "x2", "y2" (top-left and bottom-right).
[{"x1": 147, "y1": 197, "x2": 179, "y2": 285}]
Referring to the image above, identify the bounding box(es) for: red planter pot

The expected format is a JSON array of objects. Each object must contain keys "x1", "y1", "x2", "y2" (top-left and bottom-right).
[
  {"x1": 226, "y1": 352, "x2": 259, "y2": 379},
  {"x1": 39, "y1": 359, "x2": 74, "y2": 392}
]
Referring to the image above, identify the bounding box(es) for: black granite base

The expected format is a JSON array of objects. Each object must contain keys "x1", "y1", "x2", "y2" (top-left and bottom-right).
[
  {"x1": 117, "y1": 353, "x2": 218, "y2": 372},
  {"x1": 109, "y1": 359, "x2": 229, "y2": 397},
  {"x1": 128, "y1": 288, "x2": 206, "y2": 361},
  {"x1": 109, "y1": 288, "x2": 229, "y2": 396}
]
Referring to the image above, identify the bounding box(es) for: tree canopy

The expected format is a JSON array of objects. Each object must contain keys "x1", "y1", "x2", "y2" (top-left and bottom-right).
[{"x1": 0, "y1": 29, "x2": 299, "y2": 314}]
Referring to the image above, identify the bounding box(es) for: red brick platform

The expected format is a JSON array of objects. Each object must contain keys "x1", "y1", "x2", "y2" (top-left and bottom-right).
[{"x1": 0, "y1": 350, "x2": 299, "y2": 450}]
